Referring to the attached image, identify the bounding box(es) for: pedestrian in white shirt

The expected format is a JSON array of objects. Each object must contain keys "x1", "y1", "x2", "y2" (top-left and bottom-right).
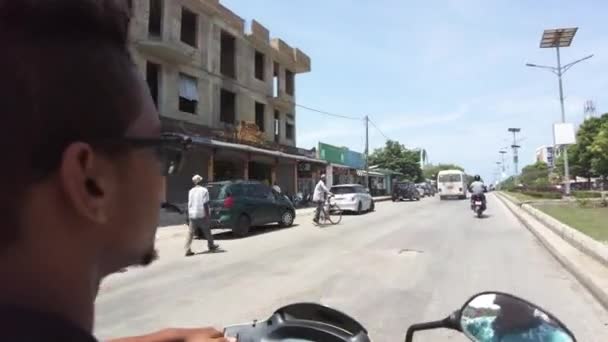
[
  {"x1": 313, "y1": 174, "x2": 331, "y2": 224},
  {"x1": 185, "y1": 174, "x2": 219, "y2": 256}
]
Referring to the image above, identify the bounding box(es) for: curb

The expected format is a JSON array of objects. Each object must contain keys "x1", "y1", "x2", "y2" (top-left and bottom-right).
[
  {"x1": 498, "y1": 192, "x2": 608, "y2": 266},
  {"x1": 522, "y1": 204, "x2": 608, "y2": 267},
  {"x1": 496, "y1": 192, "x2": 608, "y2": 310}
]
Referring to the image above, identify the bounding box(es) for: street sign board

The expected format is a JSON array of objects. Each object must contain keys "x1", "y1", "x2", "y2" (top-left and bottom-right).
[{"x1": 553, "y1": 123, "x2": 576, "y2": 146}]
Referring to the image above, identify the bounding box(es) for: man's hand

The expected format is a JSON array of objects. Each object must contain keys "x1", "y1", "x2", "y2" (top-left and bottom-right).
[{"x1": 108, "y1": 327, "x2": 236, "y2": 342}]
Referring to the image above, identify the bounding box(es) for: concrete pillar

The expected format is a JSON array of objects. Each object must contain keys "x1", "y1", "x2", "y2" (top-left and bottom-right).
[
  {"x1": 244, "y1": 154, "x2": 250, "y2": 180},
  {"x1": 271, "y1": 161, "x2": 277, "y2": 185},
  {"x1": 207, "y1": 149, "x2": 215, "y2": 182},
  {"x1": 293, "y1": 162, "x2": 298, "y2": 194}
]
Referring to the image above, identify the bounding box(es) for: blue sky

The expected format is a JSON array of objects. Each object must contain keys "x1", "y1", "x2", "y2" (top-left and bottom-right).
[{"x1": 223, "y1": 0, "x2": 608, "y2": 182}]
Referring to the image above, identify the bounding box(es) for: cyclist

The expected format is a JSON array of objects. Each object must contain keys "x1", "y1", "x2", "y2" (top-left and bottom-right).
[{"x1": 312, "y1": 174, "x2": 331, "y2": 224}]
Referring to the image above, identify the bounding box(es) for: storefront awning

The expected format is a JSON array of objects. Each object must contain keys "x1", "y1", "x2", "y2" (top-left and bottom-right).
[
  {"x1": 191, "y1": 136, "x2": 327, "y2": 164},
  {"x1": 356, "y1": 170, "x2": 385, "y2": 177}
]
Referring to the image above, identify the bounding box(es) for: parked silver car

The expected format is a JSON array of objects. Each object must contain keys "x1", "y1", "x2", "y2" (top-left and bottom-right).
[{"x1": 330, "y1": 184, "x2": 375, "y2": 215}]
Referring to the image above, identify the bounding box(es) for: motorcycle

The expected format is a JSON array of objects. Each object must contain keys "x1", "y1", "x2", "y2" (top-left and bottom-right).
[
  {"x1": 471, "y1": 194, "x2": 486, "y2": 218},
  {"x1": 224, "y1": 291, "x2": 576, "y2": 342}
]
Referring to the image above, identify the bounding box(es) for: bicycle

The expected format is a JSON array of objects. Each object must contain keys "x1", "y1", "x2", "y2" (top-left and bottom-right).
[{"x1": 313, "y1": 194, "x2": 342, "y2": 226}]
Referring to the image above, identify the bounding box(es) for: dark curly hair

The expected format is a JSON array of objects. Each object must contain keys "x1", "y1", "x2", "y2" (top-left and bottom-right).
[{"x1": 0, "y1": 0, "x2": 141, "y2": 245}]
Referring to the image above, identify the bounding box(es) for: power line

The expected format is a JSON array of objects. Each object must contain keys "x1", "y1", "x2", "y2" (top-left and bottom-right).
[
  {"x1": 367, "y1": 117, "x2": 391, "y2": 141},
  {"x1": 295, "y1": 104, "x2": 362, "y2": 121}
]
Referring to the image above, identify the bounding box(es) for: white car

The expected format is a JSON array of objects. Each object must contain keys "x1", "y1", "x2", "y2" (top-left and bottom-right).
[{"x1": 330, "y1": 184, "x2": 374, "y2": 215}]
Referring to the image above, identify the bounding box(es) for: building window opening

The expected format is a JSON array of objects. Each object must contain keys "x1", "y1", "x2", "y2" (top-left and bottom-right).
[
  {"x1": 221, "y1": 31, "x2": 236, "y2": 78},
  {"x1": 285, "y1": 69, "x2": 295, "y2": 96},
  {"x1": 180, "y1": 7, "x2": 198, "y2": 47},
  {"x1": 148, "y1": 0, "x2": 163, "y2": 37},
  {"x1": 254, "y1": 51, "x2": 265, "y2": 81},
  {"x1": 274, "y1": 110, "x2": 280, "y2": 143},
  {"x1": 220, "y1": 89, "x2": 236, "y2": 124},
  {"x1": 178, "y1": 73, "x2": 198, "y2": 114},
  {"x1": 255, "y1": 102, "x2": 265, "y2": 132},
  {"x1": 273, "y1": 62, "x2": 279, "y2": 97}
]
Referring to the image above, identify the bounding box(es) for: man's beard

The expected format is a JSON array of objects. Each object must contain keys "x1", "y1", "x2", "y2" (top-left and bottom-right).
[{"x1": 138, "y1": 247, "x2": 159, "y2": 267}]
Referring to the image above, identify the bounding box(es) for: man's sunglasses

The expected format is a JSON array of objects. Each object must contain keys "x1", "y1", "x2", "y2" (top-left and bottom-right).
[{"x1": 114, "y1": 133, "x2": 192, "y2": 176}]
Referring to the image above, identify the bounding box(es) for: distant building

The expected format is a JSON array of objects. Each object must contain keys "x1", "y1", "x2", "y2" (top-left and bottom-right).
[{"x1": 535, "y1": 145, "x2": 555, "y2": 167}]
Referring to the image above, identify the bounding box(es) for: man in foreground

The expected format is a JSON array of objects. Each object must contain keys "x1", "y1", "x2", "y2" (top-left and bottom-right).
[{"x1": 0, "y1": 0, "x2": 231, "y2": 341}]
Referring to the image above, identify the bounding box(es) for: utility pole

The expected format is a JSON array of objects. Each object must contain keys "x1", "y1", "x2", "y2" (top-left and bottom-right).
[
  {"x1": 508, "y1": 128, "x2": 521, "y2": 175},
  {"x1": 364, "y1": 115, "x2": 369, "y2": 189}
]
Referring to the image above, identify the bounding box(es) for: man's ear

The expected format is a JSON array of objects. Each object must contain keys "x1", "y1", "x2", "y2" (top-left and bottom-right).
[{"x1": 58, "y1": 143, "x2": 114, "y2": 224}]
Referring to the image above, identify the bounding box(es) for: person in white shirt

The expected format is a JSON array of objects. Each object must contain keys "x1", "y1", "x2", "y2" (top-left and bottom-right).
[
  {"x1": 185, "y1": 174, "x2": 219, "y2": 256},
  {"x1": 313, "y1": 174, "x2": 331, "y2": 223}
]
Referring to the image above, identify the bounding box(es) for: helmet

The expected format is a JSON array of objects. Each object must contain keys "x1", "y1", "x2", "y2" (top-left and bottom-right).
[{"x1": 474, "y1": 175, "x2": 481, "y2": 181}]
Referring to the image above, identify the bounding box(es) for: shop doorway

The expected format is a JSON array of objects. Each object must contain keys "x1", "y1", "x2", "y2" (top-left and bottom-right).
[{"x1": 249, "y1": 161, "x2": 272, "y2": 185}]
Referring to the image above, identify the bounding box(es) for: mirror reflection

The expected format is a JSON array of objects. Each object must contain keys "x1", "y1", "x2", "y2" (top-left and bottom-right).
[{"x1": 460, "y1": 293, "x2": 574, "y2": 342}]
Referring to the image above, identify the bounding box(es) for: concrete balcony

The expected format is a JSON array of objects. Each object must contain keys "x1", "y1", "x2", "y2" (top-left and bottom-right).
[{"x1": 134, "y1": 37, "x2": 196, "y2": 64}]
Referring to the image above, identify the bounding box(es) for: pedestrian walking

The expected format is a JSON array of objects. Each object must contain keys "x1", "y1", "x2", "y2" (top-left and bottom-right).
[{"x1": 185, "y1": 174, "x2": 219, "y2": 256}]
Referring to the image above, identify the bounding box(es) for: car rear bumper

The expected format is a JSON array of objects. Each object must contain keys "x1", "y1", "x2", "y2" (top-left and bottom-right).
[
  {"x1": 209, "y1": 214, "x2": 235, "y2": 229},
  {"x1": 333, "y1": 201, "x2": 358, "y2": 211}
]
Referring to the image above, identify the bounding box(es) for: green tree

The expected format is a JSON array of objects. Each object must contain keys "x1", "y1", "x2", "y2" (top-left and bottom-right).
[
  {"x1": 590, "y1": 120, "x2": 608, "y2": 188},
  {"x1": 567, "y1": 114, "x2": 608, "y2": 182},
  {"x1": 422, "y1": 163, "x2": 464, "y2": 180},
  {"x1": 369, "y1": 140, "x2": 423, "y2": 182},
  {"x1": 520, "y1": 161, "x2": 550, "y2": 187}
]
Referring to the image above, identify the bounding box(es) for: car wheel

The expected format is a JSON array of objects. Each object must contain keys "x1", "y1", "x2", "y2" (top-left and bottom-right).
[
  {"x1": 233, "y1": 214, "x2": 251, "y2": 237},
  {"x1": 369, "y1": 200, "x2": 375, "y2": 212},
  {"x1": 279, "y1": 210, "x2": 295, "y2": 227},
  {"x1": 356, "y1": 201, "x2": 363, "y2": 215}
]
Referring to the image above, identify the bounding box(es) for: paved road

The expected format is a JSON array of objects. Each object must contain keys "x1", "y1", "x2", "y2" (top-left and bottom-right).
[{"x1": 95, "y1": 194, "x2": 608, "y2": 341}]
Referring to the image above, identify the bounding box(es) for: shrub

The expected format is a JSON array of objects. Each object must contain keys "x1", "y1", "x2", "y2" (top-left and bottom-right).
[
  {"x1": 572, "y1": 191, "x2": 603, "y2": 199},
  {"x1": 576, "y1": 198, "x2": 591, "y2": 208},
  {"x1": 521, "y1": 191, "x2": 562, "y2": 199}
]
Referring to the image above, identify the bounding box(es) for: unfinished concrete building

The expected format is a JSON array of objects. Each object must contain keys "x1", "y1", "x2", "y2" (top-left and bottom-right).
[{"x1": 128, "y1": 0, "x2": 318, "y2": 202}]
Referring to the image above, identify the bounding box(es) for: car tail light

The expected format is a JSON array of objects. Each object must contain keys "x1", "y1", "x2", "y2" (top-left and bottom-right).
[{"x1": 223, "y1": 196, "x2": 235, "y2": 208}]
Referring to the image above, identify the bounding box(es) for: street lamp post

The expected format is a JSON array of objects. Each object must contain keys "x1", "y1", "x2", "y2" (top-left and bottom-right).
[
  {"x1": 508, "y1": 128, "x2": 521, "y2": 175},
  {"x1": 526, "y1": 27, "x2": 593, "y2": 196},
  {"x1": 499, "y1": 150, "x2": 507, "y2": 173}
]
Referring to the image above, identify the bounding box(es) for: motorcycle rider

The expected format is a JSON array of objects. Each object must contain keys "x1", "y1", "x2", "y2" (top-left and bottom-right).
[
  {"x1": 0, "y1": 0, "x2": 232, "y2": 341},
  {"x1": 313, "y1": 174, "x2": 331, "y2": 224},
  {"x1": 469, "y1": 175, "x2": 487, "y2": 210}
]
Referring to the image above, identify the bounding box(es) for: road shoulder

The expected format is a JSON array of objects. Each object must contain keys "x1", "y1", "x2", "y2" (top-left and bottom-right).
[{"x1": 495, "y1": 192, "x2": 608, "y2": 310}]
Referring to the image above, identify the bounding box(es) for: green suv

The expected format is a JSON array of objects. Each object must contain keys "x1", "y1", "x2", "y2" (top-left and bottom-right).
[{"x1": 206, "y1": 180, "x2": 296, "y2": 237}]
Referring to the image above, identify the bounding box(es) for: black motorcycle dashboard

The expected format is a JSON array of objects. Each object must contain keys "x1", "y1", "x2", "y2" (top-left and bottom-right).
[{"x1": 223, "y1": 303, "x2": 371, "y2": 342}]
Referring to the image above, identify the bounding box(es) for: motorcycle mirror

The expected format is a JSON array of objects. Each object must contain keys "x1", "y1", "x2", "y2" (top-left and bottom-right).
[{"x1": 459, "y1": 292, "x2": 576, "y2": 342}]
